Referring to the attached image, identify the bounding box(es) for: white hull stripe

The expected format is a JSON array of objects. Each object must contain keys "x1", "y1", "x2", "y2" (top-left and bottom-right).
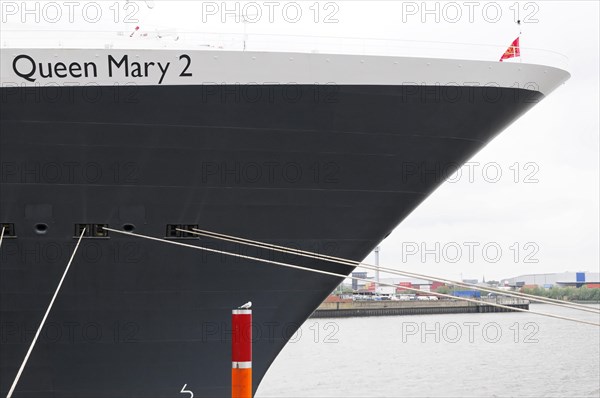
[
  {"x1": 232, "y1": 361, "x2": 252, "y2": 369},
  {"x1": 0, "y1": 49, "x2": 569, "y2": 96},
  {"x1": 232, "y1": 309, "x2": 252, "y2": 315}
]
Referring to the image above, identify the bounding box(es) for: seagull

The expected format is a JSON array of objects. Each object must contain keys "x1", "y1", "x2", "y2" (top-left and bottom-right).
[{"x1": 239, "y1": 301, "x2": 252, "y2": 309}]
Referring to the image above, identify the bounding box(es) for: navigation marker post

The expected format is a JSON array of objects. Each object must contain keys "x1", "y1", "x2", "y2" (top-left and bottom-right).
[{"x1": 232, "y1": 305, "x2": 252, "y2": 398}]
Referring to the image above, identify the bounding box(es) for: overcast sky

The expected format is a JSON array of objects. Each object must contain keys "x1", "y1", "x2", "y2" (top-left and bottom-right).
[
  {"x1": 4, "y1": 1, "x2": 598, "y2": 282},
  {"x1": 337, "y1": 1, "x2": 599, "y2": 282}
]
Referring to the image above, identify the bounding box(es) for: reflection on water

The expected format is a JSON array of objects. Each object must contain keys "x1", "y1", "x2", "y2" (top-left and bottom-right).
[{"x1": 257, "y1": 304, "x2": 600, "y2": 398}]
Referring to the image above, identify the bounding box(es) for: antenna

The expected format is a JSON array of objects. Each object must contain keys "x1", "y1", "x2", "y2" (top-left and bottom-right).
[
  {"x1": 374, "y1": 246, "x2": 380, "y2": 288},
  {"x1": 518, "y1": 20, "x2": 522, "y2": 62},
  {"x1": 240, "y1": 13, "x2": 259, "y2": 51}
]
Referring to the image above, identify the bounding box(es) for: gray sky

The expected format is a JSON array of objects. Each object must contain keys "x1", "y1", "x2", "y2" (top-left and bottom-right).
[
  {"x1": 4, "y1": 1, "x2": 598, "y2": 281},
  {"x1": 343, "y1": 1, "x2": 599, "y2": 282},
  {"x1": 347, "y1": 1, "x2": 599, "y2": 282}
]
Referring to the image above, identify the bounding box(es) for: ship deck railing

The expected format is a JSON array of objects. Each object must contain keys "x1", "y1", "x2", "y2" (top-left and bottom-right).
[{"x1": 0, "y1": 30, "x2": 570, "y2": 70}]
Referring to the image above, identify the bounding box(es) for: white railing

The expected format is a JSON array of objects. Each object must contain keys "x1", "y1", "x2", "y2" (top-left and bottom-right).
[
  {"x1": 482, "y1": 297, "x2": 530, "y2": 305},
  {"x1": 0, "y1": 29, "x2": 570, "y2": 70}
]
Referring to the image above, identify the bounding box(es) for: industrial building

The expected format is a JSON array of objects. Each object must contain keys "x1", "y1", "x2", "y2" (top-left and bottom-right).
[
  {"x1": 350, "y1": 274, "x2": 444, "y2": 293},
  {"x1": 502, "y1": 272, "x2": 600, "y2": 289}
]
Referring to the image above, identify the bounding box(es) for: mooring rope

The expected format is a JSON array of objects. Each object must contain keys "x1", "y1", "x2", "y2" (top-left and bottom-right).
[
  {"x1": 6, "y1": 228, "x2": 87, "y2": 398},
  {"x1": 103, "y1": 227, "x2": 599, "y2": 327},
  {"x1": 184, "y1": 228, "x2": 600, "y2": 315},
  {"x1": 0, "y1": 226, "x2": 5, "y2": 252}
]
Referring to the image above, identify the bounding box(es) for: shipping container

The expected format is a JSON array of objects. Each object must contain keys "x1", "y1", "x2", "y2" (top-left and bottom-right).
[
  {"x1": 452, "y1": 290, "x2": 481, "y2": 298},
  {"x1": 521, "y1": 284, "x2": 539, "y2": 290},
  {"x1": 585, "y1": 283, "x2": 600, "y2": 289}
]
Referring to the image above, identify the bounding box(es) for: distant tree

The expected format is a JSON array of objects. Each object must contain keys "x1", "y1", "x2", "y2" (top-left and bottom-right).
[
  {"x1": 435, "y1": 286, "x2": 451, "y2": 295},
  {"x1": 341, "y1": 285, "x2": 354, "y2": 294},
  {"x1": 522, "y1": 286, "x2": 600, "y2": 302}
]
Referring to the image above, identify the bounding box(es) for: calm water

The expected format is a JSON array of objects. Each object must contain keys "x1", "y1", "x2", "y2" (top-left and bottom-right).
[{"x1": 257, "y1": 304, "x2": 600, "y2": 398}]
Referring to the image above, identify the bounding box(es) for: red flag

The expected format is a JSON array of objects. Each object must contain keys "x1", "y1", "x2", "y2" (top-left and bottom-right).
[{"x1": 499, "y1": 37, "x2": 520, "y2": 62}]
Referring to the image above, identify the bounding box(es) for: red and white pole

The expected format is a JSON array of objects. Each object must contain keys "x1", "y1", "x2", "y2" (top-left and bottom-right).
[{"x1": 232, "y1": 308, "x2": 252, "y2": 398}]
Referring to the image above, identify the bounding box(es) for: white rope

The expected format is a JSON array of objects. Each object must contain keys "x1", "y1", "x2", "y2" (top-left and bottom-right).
[
  {"x1": 0, "y1": 226, "x2": 5, "y2": 251},
  {"x1": 190, "y1": 228, "x2": 600, "y2": 312},
  {"x1": 103, "y1": 227, "x2": 600, "y2": 327},
  {"x1": 6, "y1": 228, "x2": 87, "y2": 398},
  {"x1": 186, "y1": 228, "x2": 600, "y2": 315}
]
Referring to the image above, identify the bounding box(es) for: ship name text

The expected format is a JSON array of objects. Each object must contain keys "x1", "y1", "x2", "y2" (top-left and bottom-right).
[{"x1": 11, "y1": 54, "x2": 193, "y2": 85}]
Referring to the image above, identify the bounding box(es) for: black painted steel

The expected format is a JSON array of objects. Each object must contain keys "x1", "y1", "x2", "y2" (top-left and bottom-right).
[{"x1": 0, "y1": 84, "x2": 542, "y2": 397}]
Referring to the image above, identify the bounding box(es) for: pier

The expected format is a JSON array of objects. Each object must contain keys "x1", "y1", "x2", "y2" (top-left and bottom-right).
[{"x1": 311, "y1": 298, "x2": 530, "y2": 318}]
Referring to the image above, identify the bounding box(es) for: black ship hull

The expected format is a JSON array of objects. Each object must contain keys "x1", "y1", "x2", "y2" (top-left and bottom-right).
[{"x1": 1, "y1": 80, "x2": 550, "y2": 397}]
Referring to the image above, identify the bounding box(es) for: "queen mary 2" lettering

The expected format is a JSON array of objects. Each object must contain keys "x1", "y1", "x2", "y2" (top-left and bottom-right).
[
  {"x1": 12, "y1": 54, "x2": 98, "y2": 82},
  {"x1": 108, "y1": 55, "x2": 170, "y2": 85},
  {"x1": 12, "y1": 54, "x2": 181, "y2": 85}
]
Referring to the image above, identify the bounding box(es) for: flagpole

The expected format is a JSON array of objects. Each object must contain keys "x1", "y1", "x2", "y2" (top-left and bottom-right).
[{"x1": 518, "y1": 19, "x2": 522, "y2": 63}]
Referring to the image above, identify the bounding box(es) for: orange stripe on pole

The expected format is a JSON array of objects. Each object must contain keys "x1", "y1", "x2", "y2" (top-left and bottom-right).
[
  {"x1": 232, "y1": 368, "x2": 252, "y2": 398},
  {"x1": 232, "y1": 308, "x2": 252, "y2": 398}
]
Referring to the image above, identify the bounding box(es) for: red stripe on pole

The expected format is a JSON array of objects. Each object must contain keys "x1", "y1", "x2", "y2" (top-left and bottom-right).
[
  {"x1": 232, "y1": 310, "x2": 252, "y2": 363},
  {"x1": 232, "y1": 309, "x2": 252, "y2": 398}
]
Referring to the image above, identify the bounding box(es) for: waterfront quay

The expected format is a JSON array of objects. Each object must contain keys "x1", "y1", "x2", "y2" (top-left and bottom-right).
[{"x1": 311, "y1": 297, "x2": 530, "y2": 318}]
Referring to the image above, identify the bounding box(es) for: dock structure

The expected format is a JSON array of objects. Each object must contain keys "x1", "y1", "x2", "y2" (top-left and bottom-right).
[{"x1": 311, "y1": 298, "x2": 529, "y2": 318}]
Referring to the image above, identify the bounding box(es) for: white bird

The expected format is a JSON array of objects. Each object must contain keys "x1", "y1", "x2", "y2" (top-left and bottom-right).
[{"x1": 239, "y1": 301, "x2": 252, "y2": 309}]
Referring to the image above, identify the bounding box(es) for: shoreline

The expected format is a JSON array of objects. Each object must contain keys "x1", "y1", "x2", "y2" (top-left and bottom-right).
[{"x1": 311, "y1": 298, "x2": 530, "y2": 318}]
